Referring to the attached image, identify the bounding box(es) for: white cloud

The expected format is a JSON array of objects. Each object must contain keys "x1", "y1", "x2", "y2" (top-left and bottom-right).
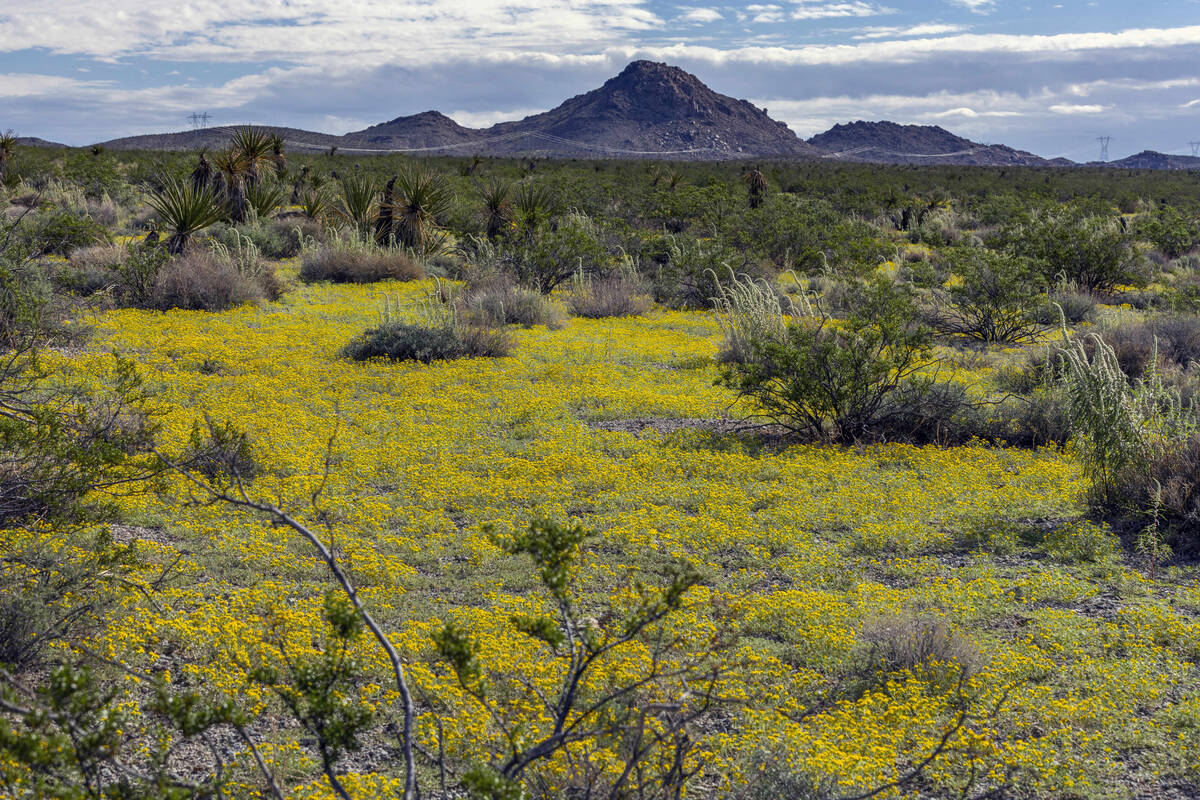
[
  {"x1": 745, "y1": 4, "x2": 785, "y2": 23},
  {"x1": 1181, "y1": 98, "x2": 1200, "y2": 108},
  {"x1": 950, "y1": 0, "x2": 997, "y2": 13},
  {"x1": 790, "y1": 2, "x2": 896, "y2": 20},
  {"x1": 854, "y1": 23, "x2": 967, "y2": 39},
  {"x1": 1048, "y1": 103, "x2": 1105, "y2": 113},
  {"x1": 677, "y1": 7, "x2": 722, "y2": 23}
]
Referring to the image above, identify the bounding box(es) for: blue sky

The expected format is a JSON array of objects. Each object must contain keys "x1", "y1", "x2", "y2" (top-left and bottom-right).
[{"x1": 3, "y1": 1, "x2": 1200, "y2": 159}]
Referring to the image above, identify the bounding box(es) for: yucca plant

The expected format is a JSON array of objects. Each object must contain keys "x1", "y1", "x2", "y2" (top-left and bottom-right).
[
  {"x1": 513, "y1": 181, "x2": 553, "y2": 240},
  {"x1": 269, "y1": 134, "x2": 287, "y2": 178},
  {"x1": 299, "y1": 188, "x2": 331, "y2": 221},
  {"x1": 245, "y1": 179, "x2": 286, "y2": 220},
  {"x1": 336, "y1": 173, "x2": 378, "y2": 236},
  {"x1": 147, "y1": 176, "x2": 225, "y2": 255},
  {"x1": 190, "y1": 151, "x2": 214, "y2": 193},
  {"x1": 375, "y1": 175, "x2": 398, "y2": 245},
  {"x1": 229, "y1": 126, "x2": 276, "y2": 188},
  {"x1": 393, "y1": 165, "x2": 454, "y2": 252},
  {"x1": 479, "y1": 177, "x2": 512, "y2": 241}
]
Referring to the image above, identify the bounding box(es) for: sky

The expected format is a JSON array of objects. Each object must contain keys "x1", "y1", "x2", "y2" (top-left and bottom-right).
[{"x1": 2, "y1": 1, "x2": 1200, "y2": 160}]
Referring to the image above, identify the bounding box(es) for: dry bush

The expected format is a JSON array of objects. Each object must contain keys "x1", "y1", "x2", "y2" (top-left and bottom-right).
[
  {"x1": 342, "y1": 320, "x2": 510, "y2": 362},
  {"x1": 149, "y1": 249, "x2": 269, "y2": 311},
  {"x1": 299, "y1": 246, "x2": 423, "y2": 284},
  {"x1": 567, "y1": 271, "x2": 653, "y2": 319},
  {"x1": 57, "y1": 243, "x2": 125, "y2": 295},
  {"x1": 858, "y1": 614, "x2": 980, "y2": 678},
  {"x1": 457, "y1": 272, "x2": 564, "y2": 328}
]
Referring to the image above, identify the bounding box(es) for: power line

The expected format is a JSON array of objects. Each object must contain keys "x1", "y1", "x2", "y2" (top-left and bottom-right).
[
  {"x1": 186, "y1": 112, "x2": 211, "y2": 131},
  {"x1": 1096, "y1": 136, "x2": 1111, "y2": 162},
  {"x1": 1191, "y1": 141, "x2": 1200, "y2": 158}
]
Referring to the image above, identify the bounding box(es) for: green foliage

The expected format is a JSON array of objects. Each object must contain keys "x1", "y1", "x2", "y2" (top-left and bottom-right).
[
  {"x1": 998, "y1": 203, "x2": 1144, "y2": 292},
  {"x1": 928, "y1": 247, "x2": 1046, "y2": 343},
  {"x1": 342, "y1": 320, "x2": 510, "y2": 362},
  {"x1": 335, "y1": 173, "x2": 378, "y2": 236},
  {"x1": 25, "y1": 210, "x2": 110, "y2": 256},
  {"x1": 1134, "y1": 205, "x2": 1200, "y2": 258},
  {"x1": 512, "y1": 212, "x2": 608, "y2": 293},
  {"x1": 244, "y1": 179, "x2": 287, "y2": 220},
  {"x1": 718, "y1": 278, "x2": 941, "y2": 443},
  {"x1": 147, "y1": 177, "x2": 225, "y2": 255}
]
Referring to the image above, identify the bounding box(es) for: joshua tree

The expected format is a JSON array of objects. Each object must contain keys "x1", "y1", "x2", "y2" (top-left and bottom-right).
[
  {"x1": 741, "y1": 167, "x2": 767, "y2": 209},
  {"x1": 147, "y1": 177, "x2": 225, "y2": 255},
  {"x1": 190, "y1": 151, "x2": 214, "y2": 193},
  {"x1": 269, "y1": 134, "x2": 287, "y2": 178},
  {"x1": 212, "y1": 149, "x2": 251, "y2": 223},
  {"x1": 479, "y1": 177, "x2": 513, "y2": 241},
  {"x1": 374, "y1": 175, "x2": 398, "y2": 245},
  {"x1": 0, "y1": 129, "x2": 17, "y2": 182}
]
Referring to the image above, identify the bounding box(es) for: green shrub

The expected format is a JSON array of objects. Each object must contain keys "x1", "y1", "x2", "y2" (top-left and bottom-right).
[
  {"x1": 717, "y1": 278, "x2": 943, "y2": 443},
  {"x1": 997, "y1": 204, "x2": 1145, "y2": 292},
  {"x1": 26, "y1": 210, "x2": 110, "y2": 256},
  {"x1": 926, "y1": 248, "x2": 1045, "y2": 343},
  {"x1": 513, "y1": 212, "x2": 608, "y2": 293},
  {"x1": 456, "y1": 273, "x2": 564, "y2": 328},
  {"x1": 342, "y1": 320, "x2": 509, "y2": 362},
  {"x1": 1133, "y1": 206, "x2": 1200, "y2": 258}
]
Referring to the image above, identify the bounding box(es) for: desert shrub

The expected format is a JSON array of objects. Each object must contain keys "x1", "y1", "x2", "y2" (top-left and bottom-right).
[
  {"x1": 57, "y1": 243, "x2": 125, "y2": 295},
  {"x1": 997, "y1": 204, "x2": 1145, "y2": 292},
  {"x1": 1134, "y1": 205, "x2": 1200, "y2": 259},
  {"x1": 1035, "y1": 281, "x2": 1099, "y2": 325},
  {"x1": 209, "y1": 219, "x2": 305, "y2": 259},
  {"x1": 1057, "y1": 328, "x2": 1199, "y2": 540},
  {"x1": 299, "y1": 234, "x2": 423, "y2": 284},
  {"x1": 25, "y1": 210, "x2": 110, "y2": 256},
  {"x1": 513, "y1": 211, "x2": 608, "y2": 293},
  {"x1": 456, "y1": 272, "x2": 564, "y2": 328},
  {"x1": 566, "y1": 269, "x2": 652, "y2": 318},
  {"x1": 728, "y1": 194, "x2": 890, "y2": 273},
  {"x1": 717, "y1": 277, "x2": 944, "y2": 443},
  {"x1": 342, "y1": 320, "x2": 509, "y2": 362},
  {"x1": 148, "y1": 249, "x2": 268, "y2": 311},
  {"x1": 1041, "y1": 519, "x2": 1120, "y2": 564},
  {"x1": 655, "y1": 235, "x2": 768, "y2": 309},
  {"x1": 925, "y1": 248, "x2": 1045, "y2": 343},
  {"x1": 857, "y1": 614, "x2": 979, "y2": 679},
  {"x1": 114, "y1": 245, "x2": 171, "y2": 307}
]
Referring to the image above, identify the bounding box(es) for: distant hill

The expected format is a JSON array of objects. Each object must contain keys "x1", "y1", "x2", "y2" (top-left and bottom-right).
[
  {"x1": 344, "y1": 111, "x2": 481, "y2": 150},
  {"x1": 1101, "y1": 150, "x2": 1200, "y2": 170},
  {"x1": 15, "y1": 136, "x2": 68, "y2": 148},
  {"x1": 807, "y1": 120, "x2": 1053, "y2": 167},
  {"x1": 99, "y1": 126, "x2": 342, "y2": 152}
]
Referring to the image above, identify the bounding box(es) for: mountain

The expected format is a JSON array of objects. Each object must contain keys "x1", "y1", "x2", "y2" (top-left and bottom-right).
[
  {"x1": 807, "y1": 120, "x2": 1054, "y2": 167},
  {"x1": 97, "y1": 61, "x2": 819, "y2": 159},
  {"x1": 1102, "y1": 150, "x2": 1200, "y2": 170},
  {"x1": 344, "y1": 111, "x2": 482, "y2": 150},
  {"x1": 478, "y1": 60, "x2": 819, "y2": 158}
]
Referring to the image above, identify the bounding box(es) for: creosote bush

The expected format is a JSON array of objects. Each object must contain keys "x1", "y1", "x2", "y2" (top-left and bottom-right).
[
  {"x1": 342, "y1": 319, "x2": 510, "y2": 363},
  {"x1": 149, "y1": 248, "x2": 274, "y2": 311},
  {"x1": 567, "y1": 269, "x2": 653, "y2": 318},
  {"x1": 299, "y1": 230, "x2": 424, "y2": 284}
]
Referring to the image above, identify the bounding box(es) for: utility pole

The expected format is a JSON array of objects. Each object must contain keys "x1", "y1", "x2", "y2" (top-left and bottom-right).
[
  {"x1": 1191, "y1": 141, "x2": 1200, "y2": 158},
  {"x1": 187, "y1": 112, "x2": 211, "y2": 131},
  {"x1": 1096, "y1": 136, "x2": 1111, "y2": 162}
]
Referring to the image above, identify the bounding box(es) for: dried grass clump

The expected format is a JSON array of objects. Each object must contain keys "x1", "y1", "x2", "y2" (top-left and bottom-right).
[
  {"x1": 566, "y1": 271, "x2": 653, "y2": 319},
  {"x1": 456, "y1": 272, "x2": 564, "y2": 329},
  {"x1": 300, "y1": 245, "x2": 423, "y2": 284},
  {"x1": 149, "y1": 249, "x2": 271, "y2": 311}
]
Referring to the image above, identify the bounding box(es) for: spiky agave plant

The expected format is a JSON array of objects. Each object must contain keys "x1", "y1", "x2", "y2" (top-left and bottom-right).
[
  {"x1": 479, "y1": 176, "x2": 512, "y2": 241},
  {"x1": 393, "y1": 165, "x2": 454, "y2": 252},
  {"x1": 245, "y1": 179, "x2": 286, "y2": 219},
  {"x1": 147, "y1": 176, "x2": 225, "y2": 255},
  {"x1": 335, "y1": 172, "x2": 378, "y2": 236}
]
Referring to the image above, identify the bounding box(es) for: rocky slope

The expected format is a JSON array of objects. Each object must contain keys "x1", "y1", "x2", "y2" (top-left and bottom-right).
[{"x1": 808, "y1": 120, "x2": 1053, "y2": 166}]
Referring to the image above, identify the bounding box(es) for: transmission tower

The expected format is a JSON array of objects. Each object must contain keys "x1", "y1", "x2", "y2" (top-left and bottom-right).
[
  {"x1": 1191, "y1": 141, "x2": 1200, "y2": 158},
  {"x1": 186, "y1": 112, "x2": 211, "y2": 131},
  {"x1": 1096, "y1": 136, "x2": 1111, "y2": 162}
]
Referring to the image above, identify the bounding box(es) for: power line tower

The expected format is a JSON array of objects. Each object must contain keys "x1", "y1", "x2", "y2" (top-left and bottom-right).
[
  {"x1": 1096, "y1": 136, "x2": 1111, "y2": 162},
  {"x1": 186, "y1": 112, "x2": 211, "y2": 131},
  {"x1": 1191, "y1": 141, "x2": 1200, "y2": 158}
]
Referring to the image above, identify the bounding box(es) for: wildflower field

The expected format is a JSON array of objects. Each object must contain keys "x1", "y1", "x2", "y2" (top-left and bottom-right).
[{"x1": 3, "y1": 139, "x2": 1200, "y2": 798}]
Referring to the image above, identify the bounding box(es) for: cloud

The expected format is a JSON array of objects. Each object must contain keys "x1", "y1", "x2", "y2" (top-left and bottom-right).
[
  {"x1": 677, "y1": 7, "x2": 722, "y2": 24},
  {"x1": 744, "y1": 4, "x2": 785, "y2": 23},
  {"x1": 950, "y1": 0, "x2": 997, "y2": 13},
  {"x1": 1181, "y1": 98, "x2": 1200, "y2": 108},
  {"x1": 789, "y1": 2, "x2": 896, "y2": 20},
  {"x1": 853, "y1": 23, "x2": 967, "y2": 39},
  {"x1": 1048, "y1": 103, "x2": 1106, "y2": 113}
]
